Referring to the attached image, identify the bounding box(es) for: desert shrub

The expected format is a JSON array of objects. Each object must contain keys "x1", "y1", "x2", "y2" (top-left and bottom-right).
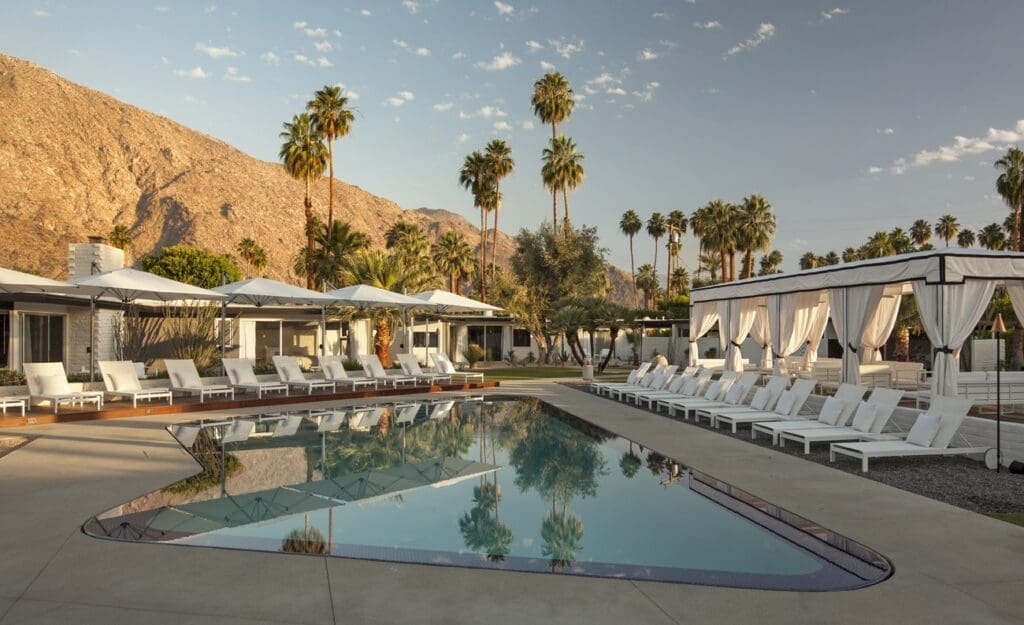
[
  {"x1": 0, "y1": 368, "x2": 26, "y2": 386},
  {"x1": 463, "y1": 344, "x2": 486, "y2": 369}
]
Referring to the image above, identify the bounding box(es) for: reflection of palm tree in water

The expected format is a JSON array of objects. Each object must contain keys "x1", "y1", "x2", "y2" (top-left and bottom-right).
[
  {"x1": 619, "y1": 441, "x2": 642, "y2": 478},
  {"x1": 541, "y1": 496, "x2": 584, "y2": 572},
  {"x1": 281, "y1": 514, "x2": 327, "y2": 555},
  {"x1": 458, "y1": 481, "x2": 513, "y2": 561}
]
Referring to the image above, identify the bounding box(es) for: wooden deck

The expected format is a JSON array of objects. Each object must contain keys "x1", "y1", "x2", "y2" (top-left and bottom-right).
[{"x1": 0, "y1": 381, "x2": 500, "y2": 428}]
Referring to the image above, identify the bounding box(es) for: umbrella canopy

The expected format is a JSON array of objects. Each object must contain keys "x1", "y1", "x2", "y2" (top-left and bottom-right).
[
  {"x1": 0, "y1": 266, "x2": 76, "y2": 294},
  {"x1": 411, "y1": 289, "x2": 503, "y2": 313},
  {"x1": 213, "y1": 277, "x2": 336, "y2": 307},
  {"x1": 327, "y1": 284, "x2": 424, "y2": 310},
  {"x1": 70, "y1": 268, "x2": 226, "y2": 302}
]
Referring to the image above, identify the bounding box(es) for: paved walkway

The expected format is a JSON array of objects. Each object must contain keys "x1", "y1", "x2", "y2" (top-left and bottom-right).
[{"x1": 0, "y1": 382, "x2": 1021, "y2": 624}]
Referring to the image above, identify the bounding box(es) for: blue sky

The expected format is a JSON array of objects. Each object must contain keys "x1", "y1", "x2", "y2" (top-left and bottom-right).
[{"x1": 3, "y1": 1, "x2": 1024, "y2": 274}]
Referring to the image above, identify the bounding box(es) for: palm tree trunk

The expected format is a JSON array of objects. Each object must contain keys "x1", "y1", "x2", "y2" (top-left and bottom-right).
[
  {"x1": 653, "y1": 239, "x2": 660, "y2": 280},
  {"x1": 450, "y1": 272, "x2": 456, "y2": 293},
  {"x1": 562, "y1": 189, "x2": 570, "y2": 229},
  {"x1": 479, "y1": 206, "x2": 487, "y2": 302},
  {"x1": 743, "y1": 250, "x2": 753, "y2": 280},
  {"x1": 551, "y1": 123, "x2": 558, "y2": 225},
  {"x1": 629, "y1": 235, "x2": 637, "y2": 308},
  {"x1": 729, "y1": 252, "x2": 737, "y2": 282},
  {"x1": 665, "y1": 246, "x2": 672, "y2": 295},
  {"x1": 327, "y1": 140, "x2": 335, "y2": 230},
  {"x1": 375, "y1": 317, "x2": 393, "y2": 367},
  {"x1": 304, "y1": 178, "x2": 315, "y2": 289},
  {"x1": 720, "y1": 250, "x2": 728, "y2": 283},
  {"x1": 491, "y1": 197, "x2": 499, "y2": 287}
]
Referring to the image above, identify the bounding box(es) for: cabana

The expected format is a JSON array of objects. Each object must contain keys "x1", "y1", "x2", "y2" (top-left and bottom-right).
[
  {"x1": 689, "y1": 248, "x2": 1024, "y2": 400},
  {"x1": 410, "y1": 289, "x2": 503, "y2": 366}
]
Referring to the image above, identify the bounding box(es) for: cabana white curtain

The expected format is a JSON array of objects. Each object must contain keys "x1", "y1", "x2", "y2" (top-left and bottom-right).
[
  {"x1": 802, "y1": 294, "x2": 830, "y2": 369},
  {"x1": 768, "y1": 291, "x2": 821, "y2": 375},
  {"x1": 1004, "y1": 282, "x2": 1024, "y2": 329},
  {"x1": 722, "y1": 299, "x2": 758, "y2": 372},
  {"x1": 749, "y1": 304, "x2": 772, "y2": 369},
  {"x1": 860, "y1": 284, "x2": 904, "y2": 363},
  {"x1": 688, "y1": 302, "x2": 720, "y2": 365},
  {"x1": 913, "y1": 280, "x2": 996, "y2": 397},
  {"x1": 828, "y1": 286, "x2": 884, "y2": 385}
]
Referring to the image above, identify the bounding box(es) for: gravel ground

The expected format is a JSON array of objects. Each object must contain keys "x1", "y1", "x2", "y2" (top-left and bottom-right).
[{"x1": 564, "y1": 384, "x2": 1024, "y2": 515}]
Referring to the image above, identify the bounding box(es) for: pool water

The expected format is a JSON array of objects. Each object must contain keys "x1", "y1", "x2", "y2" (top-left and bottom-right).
[{"x1": 85, "y1": 397, "x2": 890, "y2": 590}]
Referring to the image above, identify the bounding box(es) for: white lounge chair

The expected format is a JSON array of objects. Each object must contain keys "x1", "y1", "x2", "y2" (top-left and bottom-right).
[
  {"x1": 164, "y1": 360, "x2": 235, "y2": 402},
  {"x1": 632, "y1": 368, "x2": 703, "y2": 408},
  {"x1": 430, "y1": 353, "x2": 485, "y2": 383},
  {"x1": 428, "y1": 400, "x2": 455, "y2": 420},
  {"x1": 222, "y1": 358, "x2": 290, "y2": 399},
  {"x1": 661, "y1": 372, "x2": 759, "y2": 418},
  {"x1": 692, "y1": 376, "x2": 790, "y2": 425},
  {"x1": 24, "y1": 362, "x2": 104, "y2": 414},
  {"x1": 97, "y1": 360, "x2": 173, "y2": 408},
  {"x1": 359, "y1": 355, "x2": 418, "y2": 387},
  {"x1": 748, "y1": 383, "x2": 869, "y2": 444},
  {"x1": 319, "y1": 355, "x2": 378, "y2": 391},
  {"x1": 713, "y1": 378, "x2": 819, "y2": 433},
  {"x1": 397, "y1": 353, "x2": 451, "y2": 385},
  {"x1": 590, "y1": 362, "x2": 653, "y2": 394},
  {"x1": 349, "y1": 406, "x2": 386, "y2": 431},
  {"x1": 647, "y1": 371, "x2": 715, "y2": 411},
  {"x1": 775, "y1": 387, "x2": 905, "y2": 453},
  {"x1": 619, "y1": 366, "x2": 683, "y2": 402},
  {"x1": 272, "y1": 356, "x2": 337, "y2": 395},
  {"x1": 600, "y1": 364, "x2": 667, "y2": 397},
  {"x1": 393, "y1": 403, "x2": 421, "y2": 425},
  {"x1": 829, "y1": 396, "x2": 986, "y2": 472}
]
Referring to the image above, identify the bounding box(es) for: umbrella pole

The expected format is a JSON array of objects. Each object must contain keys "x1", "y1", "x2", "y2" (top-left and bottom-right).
[
  {"x1": 89, "y1": 297, "x2": 96, "y2": 381},
  {"x1": 320, "y1": 306, "x2": 327, "y2": 359},
  {"x1": 220, "y1": 301, "x2": 228, "y2": 375}
]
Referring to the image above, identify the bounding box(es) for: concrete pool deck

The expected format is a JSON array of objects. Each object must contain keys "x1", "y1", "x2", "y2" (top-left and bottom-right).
[{"x1": 0, "y1": 380, "x2": 1021, "y2": 624}]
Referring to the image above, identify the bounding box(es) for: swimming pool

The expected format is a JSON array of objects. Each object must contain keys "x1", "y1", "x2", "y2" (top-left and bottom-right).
[{"x1": 84, "y1": 397, "x2": 890, "y2": 590}]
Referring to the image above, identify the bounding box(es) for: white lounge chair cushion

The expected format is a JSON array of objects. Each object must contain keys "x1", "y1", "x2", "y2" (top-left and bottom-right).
[
  {"x1": 750, "y1": 387, "x2": 774, "y2": 411},
  {"x1": 773, "y1": 391, "x2": 796, "y2": 416},
  {"x1": 851, "y1": 401, "x2": 878, "y2": 433},
  {"x1": 817, "y1": 397, "x2": 845, "y2": 426},
  {"x1": 281, "y1": 364, "x2": 303, "y2": 382},
  {"x1": 681, "y1": 377, "x2": 701, "y2": 396},
  {"x1": 110, "y1": 370, "x2": 139, "y2": 392},
  {"x1": 723, "y1": 383, "x2": 747, "y2": 405},
  {"x1": 38, "y1": 374, "x2": 69, "y2": 396},
  {"x1": 704, "y1": 381, "x2": 724, "y2": 400},
  {"x1": 324, "y1": 362, "x2": 343, "y2": 379},
  {"x1": 906, "y1": 413, "x2": 942, "y2": 447},
  {"x1": 626, "y1": 370, "x2": 639, "y2": 384},
  {"x1": 235, "y1": 367, "x2": 258, "y2": 385}
]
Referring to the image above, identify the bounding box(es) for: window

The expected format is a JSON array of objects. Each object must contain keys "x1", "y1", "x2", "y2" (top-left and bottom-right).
[
  {"x1": 413, "y1": 331, "x2": 439, "y2": 348},
  {"x1": 254, "y1": 321, "x2": 281, "y2": 364},
  {"x1": 281, "y1": 321, "x2": 318, "y2": 358},
  {"x1": 23, "y1": 314, "x2": 64, "y2": 364},
  {"x1": 0, "y1": 313, "x2": 8, "y2": 367},
  {"x1": 512, "y1": 329, "x2": 532, "y2": 347}
]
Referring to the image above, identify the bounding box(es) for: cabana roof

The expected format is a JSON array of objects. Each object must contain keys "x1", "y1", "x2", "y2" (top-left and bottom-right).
[{"x1": 691, "y1": 248, "x2": 1024, "y2": 303}]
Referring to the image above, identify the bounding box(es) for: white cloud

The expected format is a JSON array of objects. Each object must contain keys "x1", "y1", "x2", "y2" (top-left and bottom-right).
[
  {"x1": 195, "y1": 42, "x2": 240, "y2": 58},
  {"x1": 224, "y1": 67, "x2": 251, "y2": 82},
  {"x1": 606, "y1": 87, "x2": 627, "y2": 95},
  {"x1": 204, "y1": 5, "x2": 216, "y2": 14},
  {"x1": 398, "y1": 90, "x2": 414, "y2": 101},
  {"x1": 694, "y1": 20, "x2": 721, "y2": 30},
  {"x1": 572, "y1": 93, "x2": 586, "y2": 102},
  {"x1": 726, "y1": 23, "x2": 776, "y2": 57},
  {"x1": 701, "y1": 87, "x2": 720, "y2": 95},
  {"x1": 67, "y1": 48, "x2": 80, "y2": 55},
  {"x1": 638, "y1": 48, "x2": 658, "y2": 61},
  {"x1": 393, "y1": 39, "x2": 408, "y2": 49},
  {"x1": 459, "y1": 105, "x2": 507, "y2": 119},
  {"x1": 294, "y1": 22, "x2": 327, "y2": 38},
  {"x1": 632, "y1": 81, "x2": 660, "y2": 102},
  {"x1": 293, "y1": 20, "x2": 307, "y2": 28},
  {"x1": 316, "y1": 57, "x2": 333, "y2": 67},
  {"x1": 457, "y1": 133, "x2": 471, "y2": 144},
  {"x1": 294, "y1": 54, "x2": 313, "y2": 65},
  {"x1": 540, "y1": 60, "x2": 555, "y2": 70},
  {"x1": 32, "y1": 9, "x2": 49, "y2": 17},
  {"x1": 495, "y1": 1, "x2": 514, "y2": 16},
  {"x1": 877, "y1": 127, "x2": 895, "y2": 136},
  {"x1": 549, "y1": 37, "x2": 584, "y2": 59},
  {"x1": 361, "y1": 9, "x2": 371, "y2": 16},
  {"x1": 314, "y1": 40, "x2": 333, "y2": 52},
  {"x1": 586, "y1": 72, "x2": 619, "y2": 86},
  {"x1": 820, "y1": 7, "x2": 849, "y2": 21},
  {"x1": 652, "y1": 12, "x2": 667, "y2": 19},
  {"x1": 964, "y1": 175, "x2": 976, "y2": 181},
  {"x1": 476, "y1": 51, "x2": 521, "y2": 71},
  {"x1": 433, "y1": 102, "x2": 454, "y2": 111},
  {"x1": 261, "y1": 51, "x2": 280, "y2": 64},
  {"x1": 452, "y1": 51, "x2": 466, "y2": 60},
  {"x1": 525, "y1": 40, "x2": 544, "y2": 52},
  {"x1": 659, "y1": 40, "x2": 678, "y2": 49},
  {"x1": 154, "y1": 6, "x2": 169, "y2": 12},
  {"x1": 385, "y1": 91, "x2": 415, "y2": 106},
  {"x1": 519, "y1": 120, "x2": 534, "y2": 130},
  {"x1": 867, "y1": 166, "x2": 883, "y2": 174},
  {"x1": 494, "y1": 121, "x2": 513, "y2": 131},
  {"x1": 402, "y1": 0, "x2": 419, "y2": 14},
  {"x1": 333, "y1": 29, "x2": 342, "y2": 37},
  {"x1": 183, "y1": 95, "x2": 203, "y2": 104},
  {"x1": 414, "y1": 47, "x2": 430, "y2": 56},
  {"x1": 891, "y1": 119, "x2": 1024, "y2": 174},
  {"x1": 790, "y1": 238, "x2": 809, "y2": 249},
  {"x1": 173, "y1": 66, "x2": 207, "y2": 79},
  {"x1": 160, "y1": 56, "x2": 169, "y2": 64},
  {"x1": 385, "y1": 97, "x2": 406, "y2": 106}
]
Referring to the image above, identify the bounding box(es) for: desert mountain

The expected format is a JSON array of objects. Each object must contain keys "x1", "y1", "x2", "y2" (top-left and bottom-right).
[{"x1": 0, "y1": 54, "x2": 637, "y2": 304}]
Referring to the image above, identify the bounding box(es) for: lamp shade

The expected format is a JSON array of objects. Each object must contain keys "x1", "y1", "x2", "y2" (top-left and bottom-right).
[{"x1": 993, "y1": 313, "x2": 1007, "y2": 334}]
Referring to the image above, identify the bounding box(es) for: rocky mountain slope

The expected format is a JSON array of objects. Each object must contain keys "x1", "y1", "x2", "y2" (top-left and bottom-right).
[{"x1": 0, "y1": 54, "x2": 636, "y2": 304}]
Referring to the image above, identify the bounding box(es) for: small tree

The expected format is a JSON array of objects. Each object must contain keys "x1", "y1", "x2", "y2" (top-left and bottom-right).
[{"x1": 140, "y1": 245, "x2": 242, "y2": 288}]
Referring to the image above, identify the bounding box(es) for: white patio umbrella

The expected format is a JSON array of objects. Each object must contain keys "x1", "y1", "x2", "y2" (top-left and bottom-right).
[
  {"x1": 0, "y1": 267, "x2": 76, "y2": 293},
  {"x1": 213, "y1": 278, "x2": 338, "y2": 361},
  {"x1": 326, "y1": 285, "x2": 425, "y2": 362},
  {"x1": 410, "y1": 290, "x2": 503, "y2": 365},
  {"x1": 71, "y1": 268, "x2": 226, "y2": 380}
]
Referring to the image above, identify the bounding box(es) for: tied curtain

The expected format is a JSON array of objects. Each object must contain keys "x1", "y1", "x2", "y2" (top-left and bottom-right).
[
  {"x1": 913, "y1": 280, "x2": 996, "y2": 397},
  {"x1": 1005, "y1": 282, "x2": 1024, "y2": 331},
  {"x1": 768, "y1": 291, "x2": 822, "y2": 375},
  {"x1": 688, "y1": 302, "x2": 720, "y2": 366},
  {"x1": 860, "y1": 284, "x2": 904, "y2": 363},
  {"x1": 721, "y1": 298, "x2": 758, "y2": 372},
  {"x1": 749, "y1": 303, "x2": 772, "y2": 369},
  {"x1": 829, "y1": 286, "x2": 885, "y2": 385},
  {"x1": 802, "y1": 294, "x2": 830, "y2": 369}
]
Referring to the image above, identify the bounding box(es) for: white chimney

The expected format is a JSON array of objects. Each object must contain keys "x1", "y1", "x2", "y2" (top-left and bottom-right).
[{"x1": 67, "y1": 237, "x2": 125, "y2": 279}]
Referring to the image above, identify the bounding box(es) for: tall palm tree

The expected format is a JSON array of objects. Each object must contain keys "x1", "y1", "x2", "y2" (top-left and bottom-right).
[
  {"x1": 862, "y1": 231, "x2": 895, "y2": 258},
  {"x1": 531, "y1": 72, "x2": 576, "y2": 223},
  {"x1": 635, "y1": 264, "x2": 658, "y2": 308},
  {"x1": 432, "y1": 230, "x2": 475, "y2": 294},
  {"x1": 669, "y1": 266, "x2": 690, "y2": 295},
  {"x1": 758, "y1": 249, "x2": 783, "y2": 275},
  {"x1": 935, "y1": 214, "x2": 960, "y2": 247},
  {"x1": 737, "y1": 195, "x2": 775, "y2": 279},
  {"x1": 385, "y1": 220, "x2": 431, "y2": 261},
  {"x1": 236, "y1": 238, "x2": 268, "y2": 278},
  {"x1": 979, "y1": 223, "x2": 1007, "y2": 250},
  {"x1": 307, "y1": 85, "x2": 355, "y2": 230},
  {"x1": 618, "y1": 210, "x2": 643, "y2": 305},
  {"x1": 541, "y1": 135, "x2": 584, "y2": 227},
  {"x1": 459, "y1": 150, "x2": 493, "y2": 301},
  {"x1": 798, "y1": 251, "x2": 818, "y2": 270},
  {"x1": 910, "y1": 219, "x2": 932, "y2": 249},
  {"x1": 841, "y1": 247, "x2": 860, "y2": 263},
  {"x1": 695, "y1": 200, "x2": 737, "y2": 281},
  {"x1": 957, "y1": 229, "x2": 976, "y2": 248},
  {"x1": 646, "y1": 213, "x2": 666, "y2": 280},
  {"x1": 280, "y1": 113, "x2": 328, "y2": 288},
  {"x1": 295, "y1": 219, "x2": 370, "y2": 289},
  {"x1": 108, "y1": 224, "x2": 133, "y2": 263},
  {"x1": 995, "y1": 147, "x2": 1024, "y2": 251},
  {"x1": 484, "y1": 140, "x2": 514, "y2": 282},
  {"x1": 822, "y1": 250, "x2": 840, "y2": 266},
  {"x1": 889, "y1": 227, "x2": 914, "y2": 254},
  {"x1": 697, "y1": 250, "x2": 719, "y2": 283},
  {"x1": 665, "y1": 209, "x2": 687, "y2": 292}
]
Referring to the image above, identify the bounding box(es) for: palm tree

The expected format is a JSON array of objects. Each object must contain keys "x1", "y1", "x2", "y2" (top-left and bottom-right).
[
  {"x1": 822, "y1": 250, "x2": 840, "y2": 266},
  {"x1": 432, "y1": 230, "x2": 475, "y2": 294},
  {"x1": 541, "y1": 135, "x2": 584, "y2": 227},
  {"x1": 307, "y1": 85, "x2": 355, "y2": 230},
  {"x1": 889, "y1": 227, "x2": 914, "y2": 254},
  {"x1": 935, "y1": 215, "x2": 960, "y2": 247},
  {"x1": 862, "y1": 231, "x2": 895, "y2": 258},
  {"x1": 295, "y1": 219, "x2": 370, "y2": 289},
  {"x1": 635, "y1": 264, "x2": 658, "y2": 308},
  {"x1": 695, "y1": 200, "x2": 737, "y2": 281},
  {"x1": 385, "y1": 220, "x2": 431, "y2": 261},
  {"x1": 910, "y1": 219, "x2": 932, "y2": 249},
  {"x1": 758, "y1": 249, "x2": 783, "y2": 275},
  {"x1": 484, "y1": 140, "x2": 514, "y2": 282},
  {"x1": 459, "y1": 150, "x2": 493, "y2": 302},
  {"x1": 531, "y1": 72, "x2": 576, "y2": 223},
  {"x1": 618, "y1": 210, "x2": 643, "y2": 305},
  {"x1": 995, "y1": 147, "x2": 1024, "y2": 251},
  {"x1": 841, "y1": 247, "x2": 860, "y2": 263},
  {"x1": 236, "y1": 238, "x2": 268, "y2": 278},
  {"x1": 280, "y1": 113, "x2": 328, "y2": 288},
  {"x1": 979, "y1": 223, "x2": 1007, "y2": 250},
  {"x1": 798, "y1": 251, "x2": 818, "y2": 270},
  {"x1": 665, "y1": 209, "x2": 687, "y2": 293},
  {"x1": 646, "y1": 213, "x2": 666, "y2": 279},
  {"x1": 737, "y1": 195, "x2": 775, "y2": 279},
  {"x1": 108, "y1": 225, "x2": 133, "y2": 263},
  {"x1": 697, "y1": 250, "x2": 719, "y2": 283},
  {"x1": 669, "y1": 266, "x2": 690, "y2": 295},
  {"x1": 957, "y1": 229, "x2": 976, "y2": 248}
]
